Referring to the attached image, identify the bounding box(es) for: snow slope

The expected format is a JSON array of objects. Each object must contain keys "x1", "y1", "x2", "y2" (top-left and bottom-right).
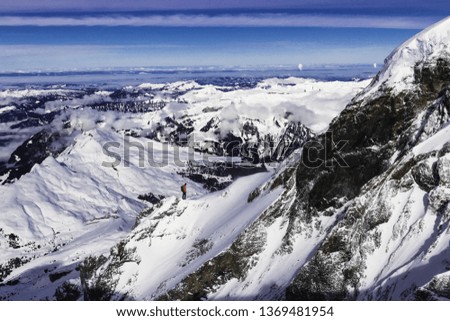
[
  {"x1": 0, "y1": 128, "x2": 208, "y2": 299},
  {"x1": 105, "y1": 171, "x2": 284, "y2": 300}
]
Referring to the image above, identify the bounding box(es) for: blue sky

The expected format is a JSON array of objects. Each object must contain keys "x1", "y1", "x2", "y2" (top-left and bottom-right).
[{"x1": 0, "y1": 1, "x2": 448, "y2": 71}]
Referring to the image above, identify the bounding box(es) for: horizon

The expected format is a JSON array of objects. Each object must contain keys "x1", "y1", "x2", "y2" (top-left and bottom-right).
[
  {"x1": 0, "y1": 63, "x2": 379, "y2": 73},
  {"x1": 0, "y1": 1, "x2": 449, "y2": 71},
  {"x1": 0, "y1": 63, "x2": 380, "y2": 89}
]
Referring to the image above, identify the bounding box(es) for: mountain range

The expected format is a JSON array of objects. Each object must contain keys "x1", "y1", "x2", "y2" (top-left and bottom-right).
[{"x1": 1, "y1": 17, "x2": 450, "y2": 301}]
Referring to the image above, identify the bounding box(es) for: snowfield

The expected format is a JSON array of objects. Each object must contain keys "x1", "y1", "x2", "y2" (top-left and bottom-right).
[
  {"x1": 171, "y1": 77, "x2": 370, "y2": 133},
  {"x1": 0, "y1": 128, "x2": 211, "y2": 299}
]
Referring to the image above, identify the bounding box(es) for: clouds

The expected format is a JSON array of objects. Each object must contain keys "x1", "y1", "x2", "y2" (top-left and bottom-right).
[
  {"x1": 0, "y1": 13, "x2": 436, "y2": 29},
  {"x1": 0, "y1": 41, "x2": 403, "y2": 72},
  {"x1": 0, "y1": 0, "x2": 449, "y2": 12},
  {"x1": 44, "y1": 94, "x2": 114, "y2": 111},
  {"x1": 0, "y1": 0, "x2": 262, "y2": 12},
  {"x1": 0, "y1": 45, "x2": 126, "y2": 70},
  {"x1": 0, "y1": 1, "x2": 445, "y2": 71},
  {"x1": 219, "y1": 103, "x2": 241, "y2": 137}
]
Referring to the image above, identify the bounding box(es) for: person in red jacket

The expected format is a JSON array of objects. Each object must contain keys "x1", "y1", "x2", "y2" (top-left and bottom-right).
[{"x1": 181, "y1": 183, "x2": 187, "y2": 200}]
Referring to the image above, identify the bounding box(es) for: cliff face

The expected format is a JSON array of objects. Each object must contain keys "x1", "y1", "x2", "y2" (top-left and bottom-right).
[
  {"x1": 296, "y1": 16, "x2": 450, "y2": 213},
  {"x1": 288, "y1": 17, "x2": 450, "y2": 300}
]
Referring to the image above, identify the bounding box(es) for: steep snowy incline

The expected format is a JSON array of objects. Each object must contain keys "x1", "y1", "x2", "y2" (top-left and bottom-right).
[
  {"x1": 0, "y1": 128, "x2": 207, "y2": 299},
  {"x1": 123, "y1": 16, "x2": 450, "y2": 301},
  {"x1": 284, "y1": 16, "x2": 450, "y2": 300},
  {"x1": 80, "y1": 149, "x2": 351, "y2": 301},
  {"x1": 286, "y1": 119, "x2": 450, "y2": 300},
  {"x1": 80, "y1": 170, "x2": 285, "y2": 300}
]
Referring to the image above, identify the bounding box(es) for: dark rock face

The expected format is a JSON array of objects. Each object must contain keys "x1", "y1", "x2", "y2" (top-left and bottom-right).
[
  {"x1": 417, "y1": 274, "x2": 450, "y2": 300},
  {"x1": 414, "y1": 58, "x2": 450, "y2": 94},
  {"x1": 285, "y1": 251, "x2": 350, "y2": 301},
  {"x1": 55, "y1": 281, "x2": 82, "y2": 301},
  {"x1": 79, "y1": 239, "x2": 140, "y2": 301},
  {"x1": 200, "y1": 117, "x2": 219, "y2": 132},
  {"x1": 0, "y1": 128, "x2": 74, "y2": 184},
  {"x1": 410, "y1": 87, "x2": 450, "y2": 147},
  {"x1": 268, "y1": 122, "x2": 314, "y2": 162},
  {"x1": 181, "y1": 161, "x2": 267, "y2": 191},
  {"x1": 296, "y1": 58, "x2": 450, "y2": 213},
  {"x1": 411, "y1": 160, "x2": 439, "y2": 192},
  {"x1": 159, "y1": 243, "x2": 252, "y2": 301},
  {"x1": 148, "y1": 117, "x2": 314, "y2": 164},
  {"x1": 286, "y1": 57, "x2": 450, "y2": 301},
  {"x1": 79, "y1": 256, "x2": 112, "y2": 301},
  {"x1": 138, "y1": 193, "x2": 165, "y2": 205},
  {"x1": 0, "y1": 257, "x2": 30, "y2": 283}
]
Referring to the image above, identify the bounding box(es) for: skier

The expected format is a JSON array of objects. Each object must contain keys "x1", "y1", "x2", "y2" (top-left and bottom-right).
[{"x1": 181, "y1": 183, "x2": 187, "y2": 200}]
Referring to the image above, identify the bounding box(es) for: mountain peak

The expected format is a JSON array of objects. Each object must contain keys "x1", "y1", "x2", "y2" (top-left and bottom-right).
[{"x1": 363, "y1": 16, "x2": 450, "y2": 97}]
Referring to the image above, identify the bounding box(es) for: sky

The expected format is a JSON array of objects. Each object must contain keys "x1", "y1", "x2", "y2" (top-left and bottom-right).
[{"x1": 0, "y1": 0, "x2": 449, "y2": 71}]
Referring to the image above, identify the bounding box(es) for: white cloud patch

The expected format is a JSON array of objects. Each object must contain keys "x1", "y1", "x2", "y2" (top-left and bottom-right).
[
  {"x1": 0, "y1": 13, "x2": 434, "y2": 29},
  {"x1": 65, "y1": 109, "x2": 140, "y2": 132},
  {"x1": 219, "y1": 103, "x2": 241, "y2": 137}
]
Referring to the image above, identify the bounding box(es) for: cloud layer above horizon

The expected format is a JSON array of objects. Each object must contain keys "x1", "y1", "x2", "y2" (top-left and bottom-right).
[
  {"x1": 0, "y1": 0, "x2": 448, "y2": 71},
  {"x1": 1, "y1": 0, "x2": 449, "y2": 13},
  {"x1": 0, "y1": 13, "x2": 436, "y2": 29}
]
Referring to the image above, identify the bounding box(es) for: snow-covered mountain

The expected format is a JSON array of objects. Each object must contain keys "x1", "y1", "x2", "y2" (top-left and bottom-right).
[
  {"x1": 1, "y1": 16, "x2": 450, "y2": 301},
  {"x1": 81, "y1": 17, "x2": 450, "y2": 301},
  {"x1": 286, "y1": 17, "x2": 450, "y2": 300},
  {"x1": 0, "y1": 78, "x2": 367, "y2": 185},
  {"x1": 0, "y1": 76, "x2": 366, "y2": 300}
]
